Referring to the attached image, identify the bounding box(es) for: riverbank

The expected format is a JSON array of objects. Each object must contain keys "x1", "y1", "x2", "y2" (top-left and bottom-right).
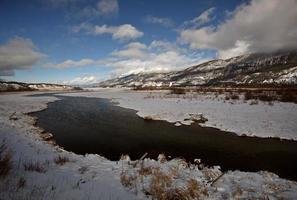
[{"x1": 0, "y1": 90, "x2": 297, "y2": 199}]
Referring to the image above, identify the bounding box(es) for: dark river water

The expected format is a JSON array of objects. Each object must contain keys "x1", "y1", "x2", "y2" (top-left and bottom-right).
[{"x1": 30, "y1": 94, "x2": 297, "y2": 181}]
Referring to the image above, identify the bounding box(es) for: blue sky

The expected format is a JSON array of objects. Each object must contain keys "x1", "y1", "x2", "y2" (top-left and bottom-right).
[{"x1": 0, "y1": 0, "x2": 296, "y2": 84}]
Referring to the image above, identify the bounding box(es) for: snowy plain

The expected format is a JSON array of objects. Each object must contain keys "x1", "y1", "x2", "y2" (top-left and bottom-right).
[{"x1": 0, "y1": 90, "x2": 297, "y2": 199}]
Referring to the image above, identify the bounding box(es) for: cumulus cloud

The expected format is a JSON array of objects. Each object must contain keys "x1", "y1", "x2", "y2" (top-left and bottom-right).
[
  {"x1": 111, "y1": 42, "x2": 147, "y2": 58},
  {"x1": 62, "y1": 75, "x2": 98, "y2": 85},
  {"x1": 47, "y1": 40, "x2": 208, "y2": 77},
  {"x1": 145, "y1": 16, "x2": 174, "y2": 27},
  {"x1": 0, "y1": 37, "x2": 45, "y2": 76},
  {"x1": 183, "y1": 7, "x2": 215, "y2": 28},
  {"x1": 94, "y1": 24, "x2": 144, "y2": 41},
  {"x1": 46, "y1": 58, "x2": 96, "y2": 69},
  {"x1": 73, "y1": 23, "x2": 143, "y2": 41},
  {"x1": 107, "y1": 49, "x2": 204, "y2": 76},
  {"x1": 180, "y1": 0, "x2": 297, "y2": 58}
]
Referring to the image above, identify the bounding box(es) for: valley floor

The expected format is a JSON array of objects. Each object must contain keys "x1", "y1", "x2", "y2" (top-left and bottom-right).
[{"x1": 0, "y1": 89, "x2": 297, "y2": 199}]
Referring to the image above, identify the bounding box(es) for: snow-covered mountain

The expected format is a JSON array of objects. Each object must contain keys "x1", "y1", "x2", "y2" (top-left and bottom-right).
[
  {"x1": 98, "y1": 51, "x2": 297, "y2": 88},
  {"x1": 0, "y1": 81, "x2": 81, "y2": 92}
]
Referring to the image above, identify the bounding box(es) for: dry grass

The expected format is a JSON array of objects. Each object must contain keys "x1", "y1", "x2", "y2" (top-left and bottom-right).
[
  {"x1": 230, "y1": 93, "x2": 240, "y2": 100},
  {"x1": 120, "y1": 171, "x2": 137, "y2": 188},
  {"x1": 54, "y1": 156, "x2": 69, "y2": 165},
  {"x1": 120, "y1": 158, "x2": 210, "y2": 200},
  {"x1": 78, "y1": 166, "x2": 88, "y2": 174},
  {"x1": 249, "y1": 100, "x2": 259, "y2": 105},
  {"x1": 186, "y1": 178, "x2": 209, "y2": 199},
  {"x1": 148, "y1": 168, "x2": 173, "y2": 195},
  {"x1": 0, "y1": 141, "x2": 12, "y2": 178},
  {"x1": 170, "y1": 88, "x2": 186, "y2": 95},
  {"x1": 145, "y1": 170, "x2": 208, "y2": 200},
  {"x1": 136, "y1": 85, "x2": 297, "y2": 103},
  {"x1": 17, "y1": 177, "x2": 26, "y2": 189},
  {"x1": 138, "y1": 166, "x2": 154, "y2": 176},
  {"x1": 23, "y1": 162, "x2": 46, "y2": 173}
]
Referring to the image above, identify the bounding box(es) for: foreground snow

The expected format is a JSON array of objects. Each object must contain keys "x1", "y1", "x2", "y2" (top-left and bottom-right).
[
  {"x1": 0, "y1": 91, "x2": 297, "y2": 199},
  {"x1": 0, "y1": 92, "x2": 137, "y2": 200},
  {"x1": 62, "y1": 88, "x2": 297, "y2": 140}
]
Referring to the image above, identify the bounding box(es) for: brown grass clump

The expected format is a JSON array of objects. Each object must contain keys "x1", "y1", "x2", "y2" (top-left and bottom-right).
[
  {"x1": 120, "y1": 158, "x2": 212, "y2": 200},
  {"x1": 146, "y1": 175, "x2": 208, "y2": 200},
  {"x1": 78, "y1": 166, "x2": 88, "y2": 174},
  {"x1": 54, "y1": 156, "x2": 69, "y2": 165},
  {"x1": 120, "y1": 171, "x2": 137, "y2": 188},
  {"x1": 23, "y1": 162, "x2": 46, "y2": 173},
  {"x1": 17, "y1": 177, "x2": 26, "y2": 189},
  {"x1": 230, "y1": 94, "x2": 240, "y2": 100},
  {"x1": 170, "y1": 88, "x2": 186, "y2": 95},
  {"x1": 186, "y1": 178, "x2": 208, "y2": 199},
  {"x1": 244, "y1": 91, "x2": 253, "y2": 100},
  {"x1": 148, "y1": 168, "x2": 173, "y2": 199},
  {"x1": 280, "y1": 91, "x2": 297, "y2": 103},
  {"x1": 138, "y1": 166, "x2": 154, "y2": 176},
  {"x1": 0, "y1": 141, "x2": 12, "y2": 178},
  {"x1": 249, "y1": 100, "x2": 259, "y2": 105}
]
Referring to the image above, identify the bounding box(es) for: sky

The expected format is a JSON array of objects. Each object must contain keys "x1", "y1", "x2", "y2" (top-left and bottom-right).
[{"x1": 0, "y1": 0, "x2": 297, "y2": 85}]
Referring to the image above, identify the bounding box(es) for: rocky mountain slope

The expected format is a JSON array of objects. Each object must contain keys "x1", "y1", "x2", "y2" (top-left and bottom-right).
[
  {"x1": 0, "y1": 81, "x2": 81, "y2": 92},
  {"x1": 98, "y1": 51, "x2": 297, "y2": 88}
]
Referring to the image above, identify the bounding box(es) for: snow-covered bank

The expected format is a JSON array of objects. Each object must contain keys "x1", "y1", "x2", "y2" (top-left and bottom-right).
[
  {"x1": 62, "y1": 88, "x2": 297, "y2": 140},
  {"x1": 1, "y1": 91, "x2": 297, "y2": 199},
  {"x1": 0, "y1": 92, "x2": 137, "y2": 200}
]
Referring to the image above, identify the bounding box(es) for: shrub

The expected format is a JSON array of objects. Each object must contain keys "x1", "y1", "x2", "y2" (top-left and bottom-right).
[
  {"x1": 24, "y1": 162, "x2": 46, "y2": 173},
  {"x1": 78, "y1": 166, "x2": 88, "y2": 174},
  {"x1": 249, "y1": 100, "x2": 259, "y2": 105},
  {"x1": 258, "y1": 94, "x2": 275, "y2": 102},
  {"x1": 0, "y1": 142, "x2": 12, "y2": 178},
  {"x1": 54, "y1": 156, "x2": 69, "y2": 165},
  {"x1": 280, "y1": 92, "x2": 297, "y2": 103},
  {"x1": 230, "y1": 94, "x2": 240, "y2": 100},
  {"x1": 170, "y1": 88, "x2": 186, "y2": 95},
  {"x1": 120, "y1": 171, "x2": 137, "y2": 188},
  {"x1": 148, "y1": 168, "x2": 173, "y2": 199},
  {"x1": 244, "y1": 91, "x2": 253, "y2": 100},
  {"x1": 17, "y1": 177, "x2": 26, "y2": 189}
]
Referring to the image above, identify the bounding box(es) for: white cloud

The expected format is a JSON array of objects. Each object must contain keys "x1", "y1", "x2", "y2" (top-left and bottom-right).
[
  {"x1": 47, "y1": 58, "x2": 96, "y2": 69},
  {"x1": 47, "y1": 40, "x2": 209, "y2": 77},
  {"x1": 111, "y1": 42, "x2": 147, "y2": 58},
  {"x1": 218, "y1": 40, "x2": 250, "y2": 60},
  {"x1": 183, "y1": 7, "x2": 215, "y2": 28},
  {"x1": 180, "y1": 0, "x2": 297, "y2": 58},
  {"x1": 95, "y1": 24, "x2": 143, "y2": 41},
  {"x1": 107, "y1": 41, "x2": 207, "y2": 75},
  {"x1": 0, "y1": 37, "x2": 45, "y2": 76},
  {"x1": 145, "y1": 16, "x2": 174, "y2": 27},
  {"x1": 62, "y1": 75, "x2": 98, "y2": 85},
  {"x1": 74, "y1": 23, "x2": 143, "y2": 41},
  {"x1": 96, "y1": 0, "x2": 119, "y2": 16}
]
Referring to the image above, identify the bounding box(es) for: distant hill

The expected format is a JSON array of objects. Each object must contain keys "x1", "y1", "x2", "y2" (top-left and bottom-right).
[
  {"x1": 98, "y1": 50, "x2": 297, "y2": 88},
  {"x1": 0, "y1": 81, "x2": 82, "y2": 92}
]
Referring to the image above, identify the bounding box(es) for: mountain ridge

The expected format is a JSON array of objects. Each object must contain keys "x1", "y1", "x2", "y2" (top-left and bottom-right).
[{"x1": 98, "y1": 50, "x2": 297, "y2": 88}]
